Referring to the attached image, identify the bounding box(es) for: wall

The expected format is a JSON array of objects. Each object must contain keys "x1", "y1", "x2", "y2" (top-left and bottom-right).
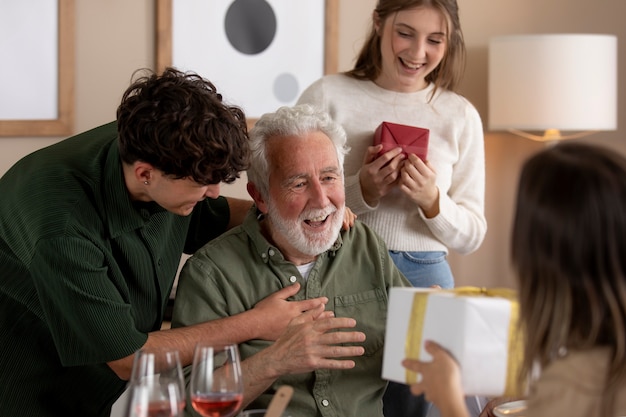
[
  {"x1": 455, "y1": 0, "x2": 626, "y2": 289},
  {"x1": 1, "y1": 0, "x2": 625, "y2": 290}
]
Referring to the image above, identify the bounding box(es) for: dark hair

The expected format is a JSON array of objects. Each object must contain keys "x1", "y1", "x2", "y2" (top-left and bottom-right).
[
  {"x1": 116, "y1": 67, "x2": 249, "y2": 185},
  {"x1": 512, "y1": 142, "x2": 626, "y2": 414},
  {"x1": 346, "y1": 0, "x2": 466, "y2": 97}
]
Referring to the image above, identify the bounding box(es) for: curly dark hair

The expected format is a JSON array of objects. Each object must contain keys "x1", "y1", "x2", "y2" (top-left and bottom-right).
[{"x1": 116, "y1": 67, "x2": 249, "y2": 185}]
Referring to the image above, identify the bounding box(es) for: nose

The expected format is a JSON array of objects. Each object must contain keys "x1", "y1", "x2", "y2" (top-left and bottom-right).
[
  {"x1": 308, "y1": 179, "x2": 330, "y2": 207},
  {"x1": 203, "y1": 184, "x2": 221, "y2": 199},
  {"x1": 410, "y1": 38, "x2": 427, "y2": 59}
]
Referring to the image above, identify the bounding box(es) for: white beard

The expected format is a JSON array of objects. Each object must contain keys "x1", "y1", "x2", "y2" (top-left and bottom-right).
[{"x1": 267, "y1": 200, "x2": 345, "y2": 257}]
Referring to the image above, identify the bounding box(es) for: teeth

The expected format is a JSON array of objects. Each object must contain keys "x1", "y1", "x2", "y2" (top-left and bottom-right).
[
  {"x1": 402, "y1": 59, "x2": 422, "y2": 70},
  {"x1": 308, "y1": 215, "x2": 327, "y2": 222}
]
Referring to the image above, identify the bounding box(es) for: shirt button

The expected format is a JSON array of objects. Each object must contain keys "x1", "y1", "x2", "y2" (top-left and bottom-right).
[
  {"x1": 261, "y1": 253, "x2": 267, "y2": 259},
  {"x1": 269, "y1": 249, "x2": 275, "y2": 256},
  {"x1": 321, "y1": 399, "x2": 329, "y2": 407},
  {"x1": 289, "y1": 276, "x2": 297, "y2": 283}
]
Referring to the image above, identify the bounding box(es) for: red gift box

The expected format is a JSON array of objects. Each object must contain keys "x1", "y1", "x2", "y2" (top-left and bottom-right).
[{"x1": 374, "y1": 121, "x2": 429, "y2": 160}]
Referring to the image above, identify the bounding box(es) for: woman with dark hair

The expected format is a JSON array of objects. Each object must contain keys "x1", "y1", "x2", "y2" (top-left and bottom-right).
[
  {"x1": 0, "y1": 68, "x2": 327, "y2": 417},
  {"x1": 403, "y1": 142, "x2": 626, "y2": 417}
]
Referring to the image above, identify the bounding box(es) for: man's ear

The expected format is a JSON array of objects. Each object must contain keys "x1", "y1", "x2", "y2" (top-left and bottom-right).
[
  {"x1": 133, "y1": 161, "x2": 154, "y2": 184},
  {"x1": 247, "y1": 182, "x2": 268, "y2": 214}
]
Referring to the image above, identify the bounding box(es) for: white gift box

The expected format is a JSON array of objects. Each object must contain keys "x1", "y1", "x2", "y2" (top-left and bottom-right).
[{"x1": 382, "y1": 287, "x2": 524, "y2": 397}]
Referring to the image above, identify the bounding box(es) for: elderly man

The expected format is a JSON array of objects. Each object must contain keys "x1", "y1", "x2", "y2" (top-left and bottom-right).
[{"x1": 172, "y1": 104, "x2": 410, "y2": 417}]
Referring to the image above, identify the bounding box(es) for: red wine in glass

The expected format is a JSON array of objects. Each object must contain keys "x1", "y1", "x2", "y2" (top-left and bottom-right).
[
  {"x1": 191, "y1": 392, "x2": 243, "y2": 417},
  {"x1": 190, "y1": 344, "x2": 244, "y2": 417}
]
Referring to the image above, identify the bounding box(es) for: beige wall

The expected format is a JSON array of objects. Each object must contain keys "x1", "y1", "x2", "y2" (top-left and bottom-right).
[{"x1": 2, "y1": 0, "x2": 625, "y2": 289}]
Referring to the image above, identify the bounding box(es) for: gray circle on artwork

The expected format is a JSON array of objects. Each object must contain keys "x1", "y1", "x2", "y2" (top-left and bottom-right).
[
  {"x1": 273, "y1": 73, "x2": 300, "y2": 103},
  {"x1": 224, "y1": 0, "x2": 277, "y2": 55}
]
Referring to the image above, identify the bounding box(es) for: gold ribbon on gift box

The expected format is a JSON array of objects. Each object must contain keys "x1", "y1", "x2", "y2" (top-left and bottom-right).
[{"x1": 405, "y1": 286, "x2": 525, "y2": 396}]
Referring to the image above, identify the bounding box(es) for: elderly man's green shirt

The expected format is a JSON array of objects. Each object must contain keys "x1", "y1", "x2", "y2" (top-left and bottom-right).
[
  {"x1": 172, "y1": 209, "x2": 410, "y2": 417},
  {"x1": 0, "y1": 122, "x2": 230, "y2": 417}
]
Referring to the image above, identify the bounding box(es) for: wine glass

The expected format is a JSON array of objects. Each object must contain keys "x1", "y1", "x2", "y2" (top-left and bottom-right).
[
  {"x1": 124, "y1": 348, "x2": 186, "y2": 417},
  {"x1": 190, "y1": 343, "x2": 244, "y2": 417}
]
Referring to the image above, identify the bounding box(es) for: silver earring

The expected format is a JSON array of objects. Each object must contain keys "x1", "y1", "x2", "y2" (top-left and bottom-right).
[{"x1": 144, "y1": 181, "x2": 149, "y2": 185}]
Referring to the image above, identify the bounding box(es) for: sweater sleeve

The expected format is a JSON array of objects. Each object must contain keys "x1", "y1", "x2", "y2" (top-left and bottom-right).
[{"x1": 422, "y1": 101, "x2": 487, "y2": 254}]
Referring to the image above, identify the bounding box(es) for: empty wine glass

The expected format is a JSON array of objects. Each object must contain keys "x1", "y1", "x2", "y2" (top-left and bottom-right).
[
  {"x1": 190, "y1": 343, "x2": 244, "y2": 417},
  {"x1": 124, "y1": 348, "x2": 186, "y2": 417}
]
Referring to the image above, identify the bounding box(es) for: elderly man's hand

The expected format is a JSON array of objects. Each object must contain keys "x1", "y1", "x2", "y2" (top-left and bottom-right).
[
  {"x1": 238, "y1": 305, "x2": 366, "y2": 407},
  {"x1": 256, "y1": 305, "x2": 366, "y2": 379}
]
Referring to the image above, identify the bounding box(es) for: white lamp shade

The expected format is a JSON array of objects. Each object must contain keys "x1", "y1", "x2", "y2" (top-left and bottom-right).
[{"x1": 488, "y1": 34, "x2": 617, "y2": 132}]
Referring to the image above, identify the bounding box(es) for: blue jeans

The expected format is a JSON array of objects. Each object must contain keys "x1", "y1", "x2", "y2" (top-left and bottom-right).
[
  {"x1": 388, "y1": 250, "x2": 454, "y2": 289},
  {"x1": 383, "y1": 251, "x2": 453, "y2": 417}
]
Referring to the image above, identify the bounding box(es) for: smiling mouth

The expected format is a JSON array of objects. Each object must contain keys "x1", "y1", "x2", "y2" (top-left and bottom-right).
[
  {"x1": 304, "y1": 214, "x2": 330, "y2": 228},
  {"x1": 400, "y1": 58, "x2": 424, "y2": 70}
]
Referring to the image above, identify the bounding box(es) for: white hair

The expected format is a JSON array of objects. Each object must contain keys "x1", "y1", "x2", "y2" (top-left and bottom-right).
[{"x1": 247, "y1": 104, "x2": 349, "y2": 198}]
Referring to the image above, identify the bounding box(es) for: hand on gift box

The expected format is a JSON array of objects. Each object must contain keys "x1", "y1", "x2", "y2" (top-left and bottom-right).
[
  {"x1": 359, "y1": 143, "x2": 405, "y2": 206},
  {"x1": 383, "y1": 287, "x2": 523, "y2": 398},
  {"x1": 374, "y1": 121, "x2": 429, "y2": 160},
  {"x1": 399, "y1": 154, "x2": 440, "y2": 218},
  {"x1": 402, "y1": 340, "x2": 470, "y2": 417},
  {"x1": 362, "y1": 122, "x2": 439, "y2": 216}
]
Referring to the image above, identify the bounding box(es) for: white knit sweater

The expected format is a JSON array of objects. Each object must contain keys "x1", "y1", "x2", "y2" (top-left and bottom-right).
[{"x1": 297, "y1": 74, "x2": 486, "y2": 254}]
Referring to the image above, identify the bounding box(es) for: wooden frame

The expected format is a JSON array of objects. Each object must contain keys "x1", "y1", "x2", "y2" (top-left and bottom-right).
[
  {"x1": 155, "y1": 0, "x2": 338, "y2": 127},
  {"x1": 0, "y1": 0, "x2": 75, "y2": 137}
]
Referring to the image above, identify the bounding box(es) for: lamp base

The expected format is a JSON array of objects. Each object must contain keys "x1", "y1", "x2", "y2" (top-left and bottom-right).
[{"x1": 508, "y1": 128, "x2": 599, "y2": 142}]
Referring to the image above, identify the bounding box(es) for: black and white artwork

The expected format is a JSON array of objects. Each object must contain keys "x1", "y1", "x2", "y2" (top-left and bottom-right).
[{"x1": 170, "y1": 0, "x2": 327, "y2": 119}]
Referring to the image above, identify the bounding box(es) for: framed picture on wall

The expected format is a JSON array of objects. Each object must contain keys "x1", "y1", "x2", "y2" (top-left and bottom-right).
[
  {"x1": 156, "y1": 0, "x2": 338, "y2": 127},
  {"x1": 0, "y1": 0, "x2": 74, "y2": 137}
]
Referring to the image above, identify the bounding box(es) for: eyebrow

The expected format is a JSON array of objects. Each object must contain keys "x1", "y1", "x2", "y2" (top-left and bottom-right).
[
  {"x1": 281, "y1": 166, "x2": 341, "y2": 187},
  {"x1": 321, "y1": 166, "x2": 341, "y2": 175}
]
